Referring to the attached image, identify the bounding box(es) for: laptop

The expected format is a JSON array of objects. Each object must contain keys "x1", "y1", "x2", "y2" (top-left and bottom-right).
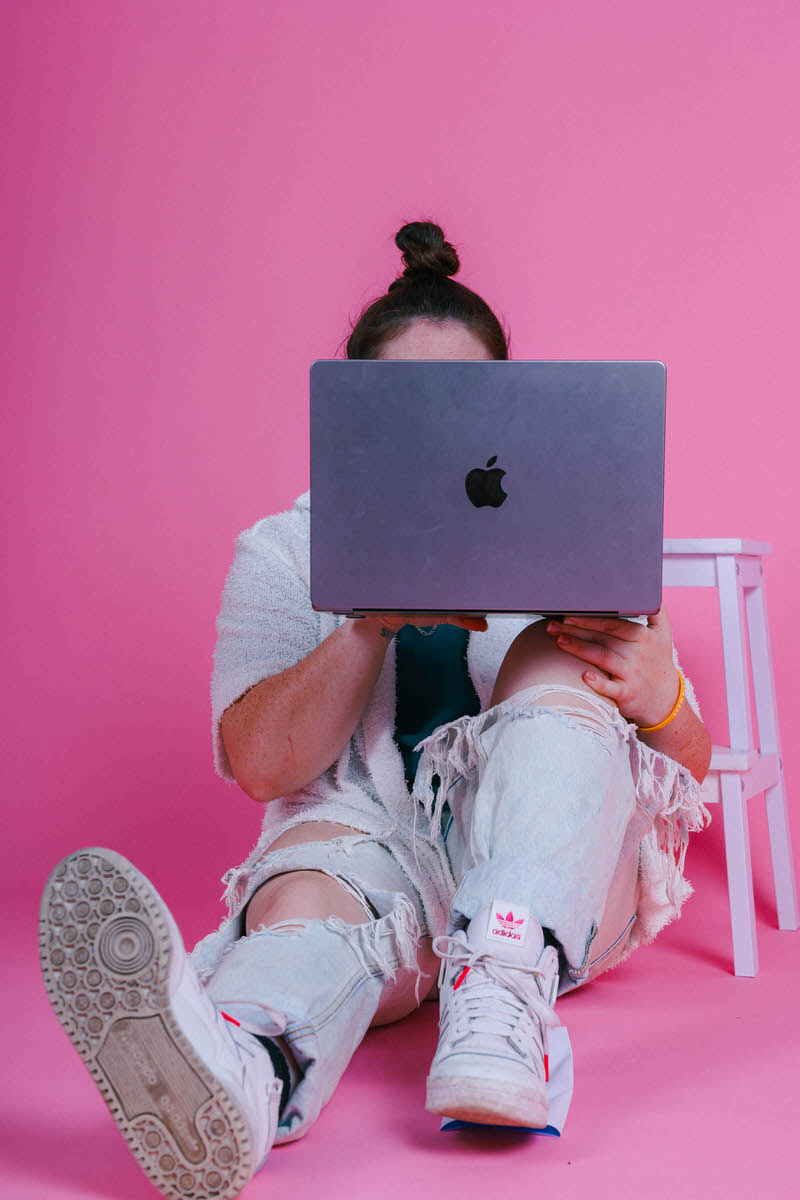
[{"x1": 309, "y1": 359, "x2": 666, "y2": 618}]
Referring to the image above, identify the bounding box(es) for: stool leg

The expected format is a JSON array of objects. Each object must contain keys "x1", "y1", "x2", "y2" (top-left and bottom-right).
[
  {"x1": 765, "y1": 774, "x2": 800, "y2": 931},
  {"x1": 716, "y1": 555, "x2": 755, "y2": 751},
  {"x1": 721, "y1": 773, "x2": 758, "y2": 976},
  {"x1": 744, "y1": 575, "x2": 800, "y2": 932}
]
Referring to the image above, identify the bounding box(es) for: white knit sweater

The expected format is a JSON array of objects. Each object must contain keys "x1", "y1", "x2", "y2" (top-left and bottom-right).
[{"x1": 189, "y1": 489, "x2": 711, "y2": 981}]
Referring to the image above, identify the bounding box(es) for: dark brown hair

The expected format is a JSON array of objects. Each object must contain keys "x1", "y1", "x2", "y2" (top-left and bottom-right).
[{"x1": 338, "y1": 220, "x2": 511, "y2": 360}]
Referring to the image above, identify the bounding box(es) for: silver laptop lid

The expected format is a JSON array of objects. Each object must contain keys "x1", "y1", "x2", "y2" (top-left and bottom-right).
[{"x1": 310, "y1": 359, "x2": 666, "y2": 618}]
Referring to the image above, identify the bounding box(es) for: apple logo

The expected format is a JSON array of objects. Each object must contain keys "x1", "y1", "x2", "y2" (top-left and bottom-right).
[{"x1": 465, "y1": 455, "x2": 508, "y2": 508}]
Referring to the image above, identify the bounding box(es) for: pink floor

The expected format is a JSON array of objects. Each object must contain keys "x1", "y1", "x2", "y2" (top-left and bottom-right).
[{"x1": 5, "y1": 810, "x2": 797, "y2": 1200}]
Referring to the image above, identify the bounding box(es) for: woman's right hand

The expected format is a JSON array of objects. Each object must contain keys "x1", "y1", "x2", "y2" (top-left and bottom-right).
[{"x1": 359, "y1": 612, "x2": 488, "y2": 636}]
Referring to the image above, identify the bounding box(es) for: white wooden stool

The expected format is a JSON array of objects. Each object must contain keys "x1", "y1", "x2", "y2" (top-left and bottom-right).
[{"x1": 662, "y1": 539, "x2": 798, "y2": 975}]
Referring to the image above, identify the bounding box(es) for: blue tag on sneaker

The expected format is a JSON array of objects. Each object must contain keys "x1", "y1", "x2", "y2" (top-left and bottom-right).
[{"x1": 439, "y1": 1025, "x2": 574, "y2": 1137}]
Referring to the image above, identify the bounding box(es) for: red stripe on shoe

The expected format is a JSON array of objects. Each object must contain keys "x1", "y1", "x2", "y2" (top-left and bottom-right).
[{"x1": 453, "y1": 966, "x2": 470, "y2": 990}]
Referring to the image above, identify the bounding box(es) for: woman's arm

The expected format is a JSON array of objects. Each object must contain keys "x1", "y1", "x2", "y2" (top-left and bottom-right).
[
  {"x1": 635, "y1": 671, "x2": 713, "y2": 786},
  {"x1": 221, "y1": 618, "x2": 391, "y2": 803},
  {"x1": 222, "y1": 610, "x2": 486, "y2": 803}
]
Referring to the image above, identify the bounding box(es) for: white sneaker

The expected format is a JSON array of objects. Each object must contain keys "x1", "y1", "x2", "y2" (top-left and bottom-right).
[
  {"x1": 39, "y1": 847, "x2": 285, "y2": 1199},
  {"x1": 425, "y1": 899, "x2": 561, "y2": 1128}
]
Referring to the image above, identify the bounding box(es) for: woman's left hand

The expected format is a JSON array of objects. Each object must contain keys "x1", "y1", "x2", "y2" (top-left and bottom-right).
[{"x1": 544, "y1": 602, "x2": 681, "y2": 728}]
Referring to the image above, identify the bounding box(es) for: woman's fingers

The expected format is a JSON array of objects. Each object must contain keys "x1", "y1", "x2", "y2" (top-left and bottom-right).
[
  {"x1": 558, "y1": 616, "x2": 643, "y2": 641},
  {"x1": 552, "y1": 631, "x2": 626, "y2": 674}
]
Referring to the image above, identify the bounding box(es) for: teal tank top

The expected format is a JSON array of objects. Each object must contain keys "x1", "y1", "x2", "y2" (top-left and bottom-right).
[{"x1": 393, "y1": 624, "x2": 482, "y2": 829}]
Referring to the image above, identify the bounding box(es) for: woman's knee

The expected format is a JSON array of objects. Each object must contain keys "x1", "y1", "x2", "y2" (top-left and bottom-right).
[
  {"x1": 244, "y1": 868, "x2": 376, "y2": 935},
  {"x1": 491, "y1": 618, "x2": 618, "y2": 711},
  {"x1": 263, "y1": 821, "x2": 369, "y2": 855},
  {"x1": 246, "y1": 822, "x2": 381, "y2": 931}
]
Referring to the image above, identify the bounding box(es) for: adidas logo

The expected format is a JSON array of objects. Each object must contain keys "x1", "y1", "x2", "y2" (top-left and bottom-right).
[{"x1": 486, "y1": 901, "x2": 530, "y2": 944}]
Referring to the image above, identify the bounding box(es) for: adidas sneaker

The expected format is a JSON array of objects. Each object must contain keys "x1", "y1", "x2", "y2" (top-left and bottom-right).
[
  {"x1": 425, "y1": 899, "x2": 561, "y2": 1128},
  {"x1": 39, "y1": 847, "x2": 285, "y2": 1199}
]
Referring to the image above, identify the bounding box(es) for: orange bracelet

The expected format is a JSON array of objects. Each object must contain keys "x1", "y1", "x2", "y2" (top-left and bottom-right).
[{"x1": 637, "y1": 671, "x2": 685, "y2": 732}]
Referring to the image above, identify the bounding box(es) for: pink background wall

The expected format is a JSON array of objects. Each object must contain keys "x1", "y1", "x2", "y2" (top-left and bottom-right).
[
  {"x1": 7, "y1": 0, "x2": 800, "y2": 936},
  {"x1": 5, "y1": 0, "x2": 799, "y2": 1004},
  {"x1": 7, "y1": 0, "x2": 800, "y2": 926}
]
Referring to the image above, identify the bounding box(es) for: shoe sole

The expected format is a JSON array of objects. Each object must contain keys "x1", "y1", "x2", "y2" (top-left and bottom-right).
[
  {"x1": 39, "y1": 847, "x2": 255, "y2": 1200},
  {"x1": 425, "y1": 1076, "x2": 549, "y2": 1128}
]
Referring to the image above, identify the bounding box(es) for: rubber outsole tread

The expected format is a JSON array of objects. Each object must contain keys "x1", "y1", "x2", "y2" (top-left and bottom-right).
[{"x1": 39, "y1": 847, "x2": 256, "y2": 1199}]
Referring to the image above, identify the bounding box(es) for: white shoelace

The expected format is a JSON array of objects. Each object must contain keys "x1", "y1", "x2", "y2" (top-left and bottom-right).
[{"x1": 432, "y1": 931, "x2": 561, "y2": 1050}]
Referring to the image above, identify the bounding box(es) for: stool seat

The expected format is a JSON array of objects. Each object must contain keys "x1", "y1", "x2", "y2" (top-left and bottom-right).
[{"x1": 662, "y1": 537, "x2": 797, "y2": 976}]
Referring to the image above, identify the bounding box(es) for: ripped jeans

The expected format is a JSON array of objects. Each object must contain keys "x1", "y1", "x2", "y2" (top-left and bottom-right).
[
  {"x1": 417, "y1": 683, "x2": 643, "y2": 996},
  {"x1": 201, "y1": 684, "x2": 647, "y2": 1155},
  {"x1": 203, "y1": 835, "x2": 435, "y2": 1151}
]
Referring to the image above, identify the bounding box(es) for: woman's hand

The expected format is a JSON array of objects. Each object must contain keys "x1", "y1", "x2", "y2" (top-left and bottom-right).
[{"x1": 544, "y1": 602, "x2": 680, "y2": 727}]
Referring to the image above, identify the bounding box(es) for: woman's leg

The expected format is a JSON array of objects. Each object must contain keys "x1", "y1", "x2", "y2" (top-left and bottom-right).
[
  {"x1": 495, "y1": 619, "x2": 642, "y2": 980},
  {"x1": 203, "y1": 824, "x2": 440, "y2": 1148},
  {"x1": 235, "y1": 824, "x2": 375, "y2": 1111},
  {"x1": 429, "y1": 618, "x2": 640, "y2": 990},
  {"x1": 420, "y1": 622, "x2": 643, "y2": 1125},
  {"x1": 241, "y1": 820, "x2": 439, "y2": 1018}
]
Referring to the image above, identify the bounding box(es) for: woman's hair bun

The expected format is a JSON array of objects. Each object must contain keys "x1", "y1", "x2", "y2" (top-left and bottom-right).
[
  {"x1": 342, "y1": 219, "x2": 508, "y2": 359},
  {"x1": 391, "y1": 221, "x2": 460, "y2": 286}
]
